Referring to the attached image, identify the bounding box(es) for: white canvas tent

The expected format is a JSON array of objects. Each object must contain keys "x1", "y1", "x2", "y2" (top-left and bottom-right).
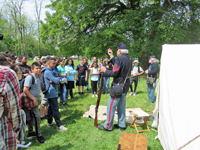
[{"x1": 155, "y1": 44, "x2": 200, "y2": 150}]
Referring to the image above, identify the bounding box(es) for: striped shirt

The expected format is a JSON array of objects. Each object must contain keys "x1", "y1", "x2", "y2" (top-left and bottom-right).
[{"x1": 0, "y1": 66, "x2": 21, "y2": 150}]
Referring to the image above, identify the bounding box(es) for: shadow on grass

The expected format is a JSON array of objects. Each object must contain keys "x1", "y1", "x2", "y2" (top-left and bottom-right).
[{"x1": 46, "y1": 143, "x2": 74, "y2": 150}]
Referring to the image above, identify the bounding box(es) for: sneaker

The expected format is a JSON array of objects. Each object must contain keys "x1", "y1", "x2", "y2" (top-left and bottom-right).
[
  {"x1": 95, "y1": 94, "x2": 98, "y2": 97},
  {"x1": 47, "y1": 122, "x2": 56, "y2": 127},
  {"x1": 63, "y1": 102, "x2": 69, "y2": 106},
  {"x1": 129, "y1": 92, "x2": 134, "y2": 96},
  {"x1": 78, "y1": 92, "x2": 81, "y2": 95},
  {"x1": 26, "y1": 132, "x2": 36, "y2": 139},
  {"x1": 86, "y1": 88, "x2": 89, "y2": 92},
  {"x1": 57, "y1": 125, "x2": 68, "y2": 131},
  {"x1": 92, "y1": 94, "x2": 94, "y2": 97},
  {"x1": 82, "y1": 92, "x2": 84, "y2": 95},
  {"x1": 133, "y1": 93, "x2": 136, "y2": 96},
  {"x1": 36, "y1": 136, "x2": 46, "y2": 144}
]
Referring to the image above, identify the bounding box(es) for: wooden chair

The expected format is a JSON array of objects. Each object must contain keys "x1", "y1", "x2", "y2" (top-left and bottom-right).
[{"x1": 129, "y1": 108, "x2": 152, "y2": 134}]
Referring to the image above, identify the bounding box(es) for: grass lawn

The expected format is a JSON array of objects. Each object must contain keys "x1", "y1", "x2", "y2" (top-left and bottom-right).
[{"x1": 26, "y1": 59, "x2": 163, "y2": 150}]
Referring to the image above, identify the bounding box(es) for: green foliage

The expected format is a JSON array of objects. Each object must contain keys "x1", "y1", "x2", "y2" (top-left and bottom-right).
[{"x1": 41, "y1": 0, "x2": 200, "y2": 69}]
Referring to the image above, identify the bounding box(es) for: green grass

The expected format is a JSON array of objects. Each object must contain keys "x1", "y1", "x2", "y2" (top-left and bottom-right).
[{"x1": 25, "y1": 59, "x2": 163, "y2": 150}]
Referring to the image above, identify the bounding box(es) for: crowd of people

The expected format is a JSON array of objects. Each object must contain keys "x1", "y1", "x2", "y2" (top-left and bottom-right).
[{"x1": 0, "y1": 47, "x2": 159, "y2": 149}]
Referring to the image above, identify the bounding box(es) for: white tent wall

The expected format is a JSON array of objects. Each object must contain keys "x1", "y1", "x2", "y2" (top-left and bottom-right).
[{"x1": 158, "y1": 44, "x2": 200, "y2": 150}]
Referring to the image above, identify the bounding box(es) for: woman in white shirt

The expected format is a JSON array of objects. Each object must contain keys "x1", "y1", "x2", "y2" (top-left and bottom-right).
[{"x1": 90, "y1": 62, "x2": 99, "y2": 97}]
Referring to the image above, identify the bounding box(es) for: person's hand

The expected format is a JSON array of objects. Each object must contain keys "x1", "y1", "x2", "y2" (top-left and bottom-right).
[
  {"x1": 77, "y1": 77, "x2": 79, "y2": 81},
  {"x1": 136, "y1": 73, "x2": 140, "y2": 76},
  {"x1": 106, "y1": 66, "x2": 109, "y2": 69},
  {"x1": 131, "y1": 73, "x2": 133, "y2": 76},
  {"x1": 49, "y1": 80, "x2": 52, "y2": 84},
  {"x1": 24, "y1": 73, "x2": 29, "y2": 77},
  {"x1": 145, "y1": 70, "x2": 148, "y2": 74},
  {"x1": 33, "y1": 99, "x2": 38, "y2": 107},
  {"x1": 66, "y1": 73, "x2": 70, "y2": 76},
  {"x1": 85, "y1": 78, "x2": 87, "y2": 82},
  {"x1": 14, "y1": 132, "x2": 20, "y2": 144},
  {"x1": 101, "y1": 66, "x2": 106, "y2": 73},
  {"x1": 108, "y1": 48, "x2": 113, "y2": 57}
]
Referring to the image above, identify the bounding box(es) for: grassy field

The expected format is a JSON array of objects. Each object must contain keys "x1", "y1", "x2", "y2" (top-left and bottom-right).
[{"x1": 25, "y1": 59, "x2": 163, "y2": 150}]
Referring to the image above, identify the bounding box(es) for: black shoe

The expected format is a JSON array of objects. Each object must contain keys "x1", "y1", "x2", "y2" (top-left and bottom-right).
[
  {"x1": 36, "y1": 136, "x2": 46, "y2": 144},
  {"x1": 86, "y1": 88, "x2": 89, "y2": 92},
  {"x1": 26, "y1": 132, "x2": 36, "y2": 139},
  {"x1": 78, "y1": 92, "x2": 81, "y2": 95},
  {"x1": 114, "y1": 124, "x2": 126, "y2": 131},
  {"x1": 63, "y1": 102, "x2": 69, "y2": 106},
  {"x1": 41, "y1": 115, "x2": 47, "y2": 120},
  {"x1": 97, "y1": 125, "x2": 112, "y2": 131},
  {"x1": 82, "y1": 92, "x2": 84, "y2": 95},
  {"x1": 103, "y1": 92, "x2": 105, "y2": 95}
]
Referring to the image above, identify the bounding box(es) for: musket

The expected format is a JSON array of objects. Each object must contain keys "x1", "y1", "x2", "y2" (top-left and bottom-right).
[{"x1": 94, "y1": 72, "x2": 103, "y2": 127}]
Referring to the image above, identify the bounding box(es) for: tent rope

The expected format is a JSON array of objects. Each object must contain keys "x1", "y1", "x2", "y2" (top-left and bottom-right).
[{"x1": 178, "y1": 134, "x2": 200, "y2": 150}]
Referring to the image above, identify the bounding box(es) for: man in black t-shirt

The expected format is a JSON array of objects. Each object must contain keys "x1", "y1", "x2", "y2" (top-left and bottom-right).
[{"x1": 76, "y1": 58, "x2": 88, "y2": 95}]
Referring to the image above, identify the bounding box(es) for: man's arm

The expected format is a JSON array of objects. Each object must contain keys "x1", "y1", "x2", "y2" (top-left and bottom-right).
[
  {"x1": 148, "y1": 63, "x2": 159, "y2": 75},
  {"x1": 46, "y1": 70, "x2": 60, "y2": 84}
]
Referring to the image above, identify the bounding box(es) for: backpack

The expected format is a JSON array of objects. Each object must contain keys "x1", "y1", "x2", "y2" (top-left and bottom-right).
[
  {"x1": 40, "y1": 70, "x2": 50, "y2": 94},
  {"x1": 20, "y1": 74, "x2": 35, "y2": 93}
]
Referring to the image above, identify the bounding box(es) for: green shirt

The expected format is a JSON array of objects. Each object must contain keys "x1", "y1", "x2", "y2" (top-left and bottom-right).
[{"x1": 57, "y1": 65, "x2": 66, "y2": 75}]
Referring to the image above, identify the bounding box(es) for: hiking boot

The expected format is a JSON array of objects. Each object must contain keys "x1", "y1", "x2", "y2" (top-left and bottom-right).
[
  {"x1": 47, "y1": 122, "x2": 56, "y2": 127},
  {"x1": 26, "y1": 132, "x2": 36, "y2": 139},
  {"x1": 36, "y1": 136, "x2": 46, "y2": 144},
  {"x1": 114, "y1": 124, "x2": 126, "y2": 131},
  {"x1": 57, "y1": 125, "x2": 68, "y2": 131}
]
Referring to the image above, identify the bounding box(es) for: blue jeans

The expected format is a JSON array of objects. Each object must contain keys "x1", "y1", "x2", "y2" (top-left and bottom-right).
[
  {"x1": 60, "y1": 84, "x2": 66, "y2": 103},
  {"x1": 48, "y1": 98, "x2": 62, "y2": 127},
  {"x1": 103, "y1": 77, "x2": 110, "y2": 93},
  {"x1": 147, "y1": 84, "x2": 155, "y2": 102},
  {"x1": 103, "y1": 93, "x2": 127, "y2": 130},
  {"x1": 86, "y1": 71, "x2": 89, "y2": 89}
]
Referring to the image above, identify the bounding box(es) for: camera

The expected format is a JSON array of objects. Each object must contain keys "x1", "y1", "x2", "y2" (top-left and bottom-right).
[{"x1": 0, "y1": 34, "x2": 4, "y2": 40}]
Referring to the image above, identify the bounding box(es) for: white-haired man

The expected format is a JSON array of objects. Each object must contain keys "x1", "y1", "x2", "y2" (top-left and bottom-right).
[
  {"x1": 145, "y1": 55, "x2": 159, "y2": 103},
  {"x1": 98, "y1": 43, "x2": 132, "y2": 131}
]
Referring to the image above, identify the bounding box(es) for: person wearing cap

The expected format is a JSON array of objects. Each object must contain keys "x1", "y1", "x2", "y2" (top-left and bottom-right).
[
  {"x1": 129, "y1": 60, "x2": 144, "y2": 96},
  {"x1": 98, "y1": 43, "x2": 132, "y2": 131},
  {"x1": 103, "y1": 56, "x2": 112, "y2": 94},
  {"x1": 145, "y1": 55, "x2": 159, "y2": 103}
]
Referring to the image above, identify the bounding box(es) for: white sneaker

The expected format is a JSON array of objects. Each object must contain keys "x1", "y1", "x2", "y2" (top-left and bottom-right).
[
  {"x1": 57, "y1": 125, "x2": 68, "y2": 131},
  {"x1": 95, "y1": 94, "x2": 98, "y2": 97},
  {"x1": 47, "y1": 122, "x2": 56, "y2": 127},
  {"x1": 133, "y1": 93, "x2": 136, "y2": 96},
  {"x1": 92, "y1": 94, "x2": 94, "y2": 97},
  {"x1": 129, "y1": 92, "x2": 133, "y2": 96}
]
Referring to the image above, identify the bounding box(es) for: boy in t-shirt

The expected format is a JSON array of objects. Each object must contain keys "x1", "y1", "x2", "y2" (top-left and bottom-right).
[
  {"x1": 129, "y1": 60, "x2": 144, "y2": 96},
  {"x1": 76, "y1": 58, "x2": 88, "y2": 95},
  {"x1": 24, "y1": 62, "x2": 46, "y2": 144},
  {"x1": 90, "y1": 62, "x2": 99, "y2": 97}
]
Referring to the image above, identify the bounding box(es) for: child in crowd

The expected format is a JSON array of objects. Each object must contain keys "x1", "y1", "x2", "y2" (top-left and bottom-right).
[
  {"x1": 24, "y1": 62, "x2": 46, "y2": 144},
  {"x1": 65, "y1": 58, "x2": 76, "y2": 99},
  {"x1": 57, "y1": 59, "x2": 68, "y2": 106},
  {"x1": 84, "y1": 58, "x2": 90, "y2": 91},
  {"x1": 76, "y1": 58, "x2": 88, "y2": 95},
  {"x1": 40, "y1": 58, "x2": 49, "y2": 120},
  {"x1": 98, "y1": 58, "x2": 104, "y2": 89},
  {"x1": 129, "y1": 60, "x2": 144, "y2": 96},
  {"x1": 103, "y1": 56, "x2": 112, "y2": 94},
  {"x1": 90, "y1": 62, "x2": 99, "y2": 97}
]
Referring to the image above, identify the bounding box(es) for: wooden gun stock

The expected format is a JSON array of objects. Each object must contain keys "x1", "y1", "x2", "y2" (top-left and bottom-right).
[{"x1": 94, "y1": 72, "x2": 103, "y2": 127}]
